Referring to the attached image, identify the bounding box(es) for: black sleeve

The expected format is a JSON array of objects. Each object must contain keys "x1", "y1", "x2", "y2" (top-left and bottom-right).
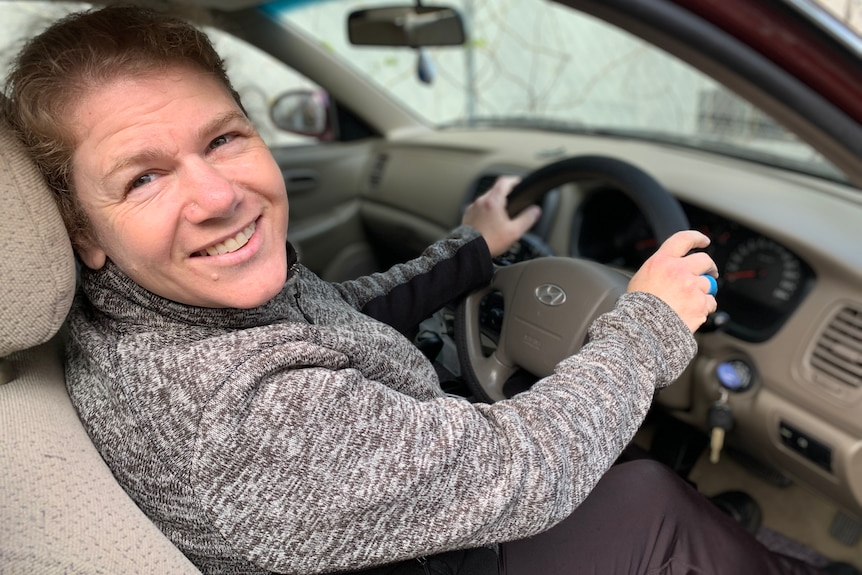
[{"x1": 360, "y1": 235, "x2": 493, "y2": 336}]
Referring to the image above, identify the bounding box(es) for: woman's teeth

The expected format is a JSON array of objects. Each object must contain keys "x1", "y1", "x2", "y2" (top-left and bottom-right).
[{"x1": 199, "y1": 222, "x2": 256, "y2": 257}]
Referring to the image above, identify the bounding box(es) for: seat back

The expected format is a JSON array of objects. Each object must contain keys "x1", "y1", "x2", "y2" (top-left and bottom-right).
[{"x1": 0, "y1": 119, "x2": 201, "y2": 573}]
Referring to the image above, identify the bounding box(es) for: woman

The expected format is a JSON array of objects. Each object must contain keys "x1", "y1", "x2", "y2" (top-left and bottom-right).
[{"x1": 4, "y1": 5, "x2": 838, "y2": 575}]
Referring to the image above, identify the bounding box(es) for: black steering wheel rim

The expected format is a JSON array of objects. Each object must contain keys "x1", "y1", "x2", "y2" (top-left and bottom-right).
[
  {"x1": 507, "y1": 154, "x2": 688, "y2": 244},
  {"x1": 456, "y1": 155, "x2": 689, "y2": 403}
]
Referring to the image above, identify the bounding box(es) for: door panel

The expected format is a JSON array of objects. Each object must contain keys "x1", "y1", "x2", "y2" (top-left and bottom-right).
[{"x1": 271, "y1": 140, "x2": 379, "y2": 280}]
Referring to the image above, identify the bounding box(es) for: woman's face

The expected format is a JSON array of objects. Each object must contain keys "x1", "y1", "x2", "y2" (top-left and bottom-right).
[{"x1": 70, "y1": 65, "x2": 289, "y2": 309}]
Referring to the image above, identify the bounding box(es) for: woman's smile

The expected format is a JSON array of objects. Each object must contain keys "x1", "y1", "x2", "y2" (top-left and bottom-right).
[{"x1": 194, "y1": 220, "x2": 257, "y2": 257}]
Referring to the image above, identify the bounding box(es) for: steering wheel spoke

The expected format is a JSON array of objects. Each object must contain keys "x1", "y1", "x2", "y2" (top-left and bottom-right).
[{"x1": 457, "y1": 258, "x2": 629, "y2": 402}]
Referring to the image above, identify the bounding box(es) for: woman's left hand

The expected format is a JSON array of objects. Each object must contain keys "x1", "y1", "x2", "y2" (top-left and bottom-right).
[{"x1": 461, "y1": 176, "x2": 542, "y2": 257}]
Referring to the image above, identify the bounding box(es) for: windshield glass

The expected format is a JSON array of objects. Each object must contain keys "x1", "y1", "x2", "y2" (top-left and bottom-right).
[{"x1": 270, "y1": 0, "x2": 849, "y2": 182}]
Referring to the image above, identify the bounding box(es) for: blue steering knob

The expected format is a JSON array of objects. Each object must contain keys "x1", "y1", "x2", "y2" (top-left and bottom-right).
[{"x1": 702, "y1": 274, "x2": 718, "y2": 296}]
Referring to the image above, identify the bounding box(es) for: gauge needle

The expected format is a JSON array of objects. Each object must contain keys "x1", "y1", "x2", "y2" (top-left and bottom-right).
[{"x1": 726, "y1": 270, "x2": 759, "y2": 280}]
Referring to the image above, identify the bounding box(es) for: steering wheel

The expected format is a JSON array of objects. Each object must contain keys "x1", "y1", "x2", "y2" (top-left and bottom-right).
[{"x1": 455, "y1": 155, "x2": 689, "y2": 403}]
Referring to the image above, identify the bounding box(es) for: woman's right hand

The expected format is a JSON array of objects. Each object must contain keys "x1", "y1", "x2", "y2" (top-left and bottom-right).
[
  {"x1": 627, "y1": 230, "x2": 718, "y2": 333},
  {"x1": 461, "y1": 176, "x2": 542, "y2": 257}
]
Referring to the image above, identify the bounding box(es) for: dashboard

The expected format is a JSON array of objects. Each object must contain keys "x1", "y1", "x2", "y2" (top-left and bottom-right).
[
  {"x1": 572, "y1": 188, "x2": 816, "y2": 342},
  {"x1": 349, "y1": 128, "x2": 862, "y2": 519}
]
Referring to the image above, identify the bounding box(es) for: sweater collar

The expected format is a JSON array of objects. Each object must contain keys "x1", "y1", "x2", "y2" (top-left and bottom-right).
[{"x1": 78, "y1": 243, "x2": 301, "y2": 329}]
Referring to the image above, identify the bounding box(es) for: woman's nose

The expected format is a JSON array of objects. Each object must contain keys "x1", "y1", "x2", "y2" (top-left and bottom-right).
[{"x1": 181, "y1": 160, "x2": 242, "y2": 223}]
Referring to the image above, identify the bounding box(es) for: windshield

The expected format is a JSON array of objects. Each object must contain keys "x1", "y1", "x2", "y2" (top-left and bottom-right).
[{"x1": 270, "y1": 0, "x2": 849, "y2": 182}]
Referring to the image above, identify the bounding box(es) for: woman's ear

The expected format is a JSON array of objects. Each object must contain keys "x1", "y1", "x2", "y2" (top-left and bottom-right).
[{"x1": 75, "y1": 233, "x2": 107, "y2": 270}]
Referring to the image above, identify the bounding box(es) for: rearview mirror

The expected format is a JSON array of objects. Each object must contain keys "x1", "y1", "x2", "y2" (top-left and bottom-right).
[{"x1": 348, "y1": 5, "x2": 466, "y2": 47}]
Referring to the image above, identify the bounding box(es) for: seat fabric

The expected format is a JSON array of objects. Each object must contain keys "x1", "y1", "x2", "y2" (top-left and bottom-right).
[{"x1": 0, "y1": 116, "x2": 201, "y2": 574}]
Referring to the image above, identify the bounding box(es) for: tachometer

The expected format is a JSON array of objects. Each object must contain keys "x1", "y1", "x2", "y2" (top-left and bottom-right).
[{"x1": 723, "y1": 236, "x2": 803, "y2": 311}]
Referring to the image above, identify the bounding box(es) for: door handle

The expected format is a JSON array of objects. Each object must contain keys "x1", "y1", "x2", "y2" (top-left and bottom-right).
[{"x1": 281, "y1": 169, "x2": 318, "y2": 193}]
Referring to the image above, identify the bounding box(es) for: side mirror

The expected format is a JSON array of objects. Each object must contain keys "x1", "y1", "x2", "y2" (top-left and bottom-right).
[
  {"x1": 270, "y1": 89, "x2": 333, "y2": 140},
  {"x1": 348, "y1": 5, "x2": 466, "y2": 47}
]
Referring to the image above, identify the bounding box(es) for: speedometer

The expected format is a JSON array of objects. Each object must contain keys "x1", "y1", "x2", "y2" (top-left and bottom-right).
[{"x1": 723, "y1": 236, "x2": 804, "y2": 311}]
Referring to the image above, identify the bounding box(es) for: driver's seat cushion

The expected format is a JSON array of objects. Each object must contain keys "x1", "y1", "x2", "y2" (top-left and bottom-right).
[{"x1": 0, "y1": 115, "x2": 201, "y2": 573}]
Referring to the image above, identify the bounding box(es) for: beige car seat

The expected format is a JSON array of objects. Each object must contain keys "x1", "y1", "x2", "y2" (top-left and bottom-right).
[{"x1": 0, "y1": 120, "x2": 202, "y2": 574}]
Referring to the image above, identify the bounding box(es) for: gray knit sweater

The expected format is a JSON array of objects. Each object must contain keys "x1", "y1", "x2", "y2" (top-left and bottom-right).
[{"x1": 65, "y1": 226, "x2": 696, "y2": 575}]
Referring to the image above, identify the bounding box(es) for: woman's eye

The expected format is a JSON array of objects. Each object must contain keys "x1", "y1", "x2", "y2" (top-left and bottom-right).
[
  {"x1": 208, "y1": 134, "x2": 233, "y2": 150},
  {"x1": 128, "y1": 173, "x2": 156, "y2": 191}
]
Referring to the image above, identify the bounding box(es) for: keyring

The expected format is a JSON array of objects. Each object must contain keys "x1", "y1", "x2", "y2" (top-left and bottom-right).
[{"x1": 702, "y1": 274, "x2": 718, "y2": 296}]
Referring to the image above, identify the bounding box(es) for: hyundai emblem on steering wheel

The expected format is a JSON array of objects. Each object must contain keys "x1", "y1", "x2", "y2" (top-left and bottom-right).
[{"x1": 535, "y1": 284, "x2": 567, "y2": 306}]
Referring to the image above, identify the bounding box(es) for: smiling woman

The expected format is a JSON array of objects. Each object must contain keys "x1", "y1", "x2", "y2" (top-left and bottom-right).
[{"x1": 2, "y1": 3, "x2": 858, "y2": 575}]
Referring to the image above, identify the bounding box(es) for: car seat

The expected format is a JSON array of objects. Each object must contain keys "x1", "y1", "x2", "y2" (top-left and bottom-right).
[{"x1": 0, "y1": 118, "x2": 202, "y2": 573}]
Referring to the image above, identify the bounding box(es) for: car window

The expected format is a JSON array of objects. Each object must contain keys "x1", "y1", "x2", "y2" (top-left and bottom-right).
[
  {"x1": 809, "y1": 0, "x2": 862, "y2": 37},
  {"x1": 1, "y1": 0, "x2": 856, "y2": 182},
  {"x1": 271, "y1": 0, "x2": 848, "y2": 182},
  {"x1": 0, "y1": 1, "x2": 322, "y2": 148},
  {"x1": 210, "y1": 31, "x2": 323, "y2": 147}
]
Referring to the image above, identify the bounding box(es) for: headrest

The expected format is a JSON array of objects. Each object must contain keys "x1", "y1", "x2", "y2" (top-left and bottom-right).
[{"x1": 0, "y1": 119, "x2": 76, "y2": 357}]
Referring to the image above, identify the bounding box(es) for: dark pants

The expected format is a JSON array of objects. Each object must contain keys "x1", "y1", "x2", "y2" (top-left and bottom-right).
[
  {"x1": 355, "y1": 459, "x2": 826, "y2": 575},
  {"x1": 500, "y1": 459, "x2": 824, "y2": 575}
]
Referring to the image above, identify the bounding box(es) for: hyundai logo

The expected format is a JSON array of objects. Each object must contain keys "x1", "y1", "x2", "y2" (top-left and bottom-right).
[{"x1": 535, "y1": 284, "x2": 566, "y2": 306}]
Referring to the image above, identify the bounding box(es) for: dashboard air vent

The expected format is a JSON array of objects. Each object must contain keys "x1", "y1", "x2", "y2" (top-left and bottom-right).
[
  {"x1": 367, "y1": 153, "x2": 389, "y2": 191},
  {"x1": 810, "y1": 307, "x2": 862, "y2": 390}
]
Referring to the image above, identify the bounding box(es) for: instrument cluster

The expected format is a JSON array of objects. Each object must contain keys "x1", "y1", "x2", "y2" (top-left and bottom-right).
[{"x1": 573, "y1": 190, "x2": 815, "y2": 341}]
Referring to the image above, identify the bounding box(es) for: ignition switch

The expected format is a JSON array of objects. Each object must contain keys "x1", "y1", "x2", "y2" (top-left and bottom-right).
[{"x1": 716, "y1": 359, "x2": 754, "y2": 392}]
